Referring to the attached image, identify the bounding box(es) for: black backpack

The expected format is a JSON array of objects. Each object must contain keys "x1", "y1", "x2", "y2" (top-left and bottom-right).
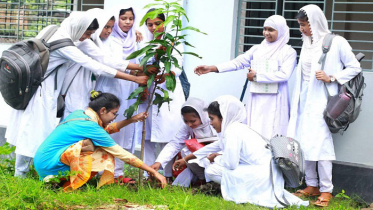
[
  {"x1": 319, "y1": 33, "x2": 366, "y2": 134},
  {"x1": 0, "y1": 25, "x2": 74, "y2": 110}
]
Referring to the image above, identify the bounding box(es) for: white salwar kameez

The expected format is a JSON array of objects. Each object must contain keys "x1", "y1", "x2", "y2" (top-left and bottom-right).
[
  {"x1": 193, "y1": 95, "x2": 308, "y2": 208},
  {"x1": 154, "y1": 97, "x2": 217, "y2": 187},
  {"x1": 134, "y1": 26, "x2": 185, "y2": 177},
  {"x1": 61, "y1": 9, "x2": 131, "y2": 119},
  {"x1": 215, "y1": 15, "x2": 296, "y2": 140},
  {"x1": 94, "y1": 6, "x2": 140, "y2": 177},
  {"x1": 5, "y1": 12, "x2": 119, "y2": 176},
  {"x1": 287, "y1": 5, "x2": 361, "y2": 193}
]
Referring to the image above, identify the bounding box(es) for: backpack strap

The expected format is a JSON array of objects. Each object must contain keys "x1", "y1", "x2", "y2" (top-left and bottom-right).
[
  {"x1": 40, "y1": 25, "x2": 59, "y2": 42},
  {"x1": 269, "y1": 159, "x2": 291, "y2": 207},
  {"x1": 48, "y1": 38, "x2": 75, "y2": 51},
  {"x1": 57, "y1": 117, "x2": 94, "y2": 127},
  {"x1": 318, "y1": 33, "x2": 336, "y2": 98},
  {"x1": 63, "y1": 66, "x2": 83, "y2": 95}
]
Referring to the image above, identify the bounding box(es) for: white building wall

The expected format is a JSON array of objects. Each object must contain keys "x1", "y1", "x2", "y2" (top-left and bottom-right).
[{"x1": 0, "y1": 0, "x2": 372, "y2": 166}]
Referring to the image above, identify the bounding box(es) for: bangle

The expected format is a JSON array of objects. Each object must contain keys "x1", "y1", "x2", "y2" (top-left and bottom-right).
[{"x1": 183, "y1": 157, "x2": 187, "y2": 164}]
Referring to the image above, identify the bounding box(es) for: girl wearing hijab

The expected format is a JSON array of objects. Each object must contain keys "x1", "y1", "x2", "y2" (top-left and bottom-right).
[
  {"x1": 287, "y1": 5, "x2": 361, "y2": 207},
  {"x1": 94, "y1": 6, "x2": 143, "y2": 182},
  {"x1": 173, "y1": 95, "x2": 308, "y2": 208},
  {"x1": 194, "y1": 15, "x2": 296, "y2": 140},
  {"x1": 149, "y1": 97, "x2": 217, "y2": 187},
  {"x1": 135, "y1": 9, "x2": 185, "y2": 179},
  {"x1": 62, "y1": 8, "x2": 148, "y2": 119},
  {"x1": 6, "y1": 12, "x2": 148, "y2": 178},
  {"x1": 34, "y1": 91, "x2": 167, "y2": 191}
]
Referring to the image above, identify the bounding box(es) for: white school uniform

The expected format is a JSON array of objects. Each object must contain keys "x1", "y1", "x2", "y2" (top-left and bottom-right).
[
  {"x1": 193, "y1": 95, "x2": 308, "y2": 208},
  {"x1": 154, "y1": 97, "x2": 217, "y2": 187},
  {"x1": 62, "y1": 9, "x2": 131, "y2": 119},
  {"x1": 6, "y1": 12, "x2": 119, "y2": 158},
  {"x1": 215, "y1": 15, "x2": 296, "y2": 140}
]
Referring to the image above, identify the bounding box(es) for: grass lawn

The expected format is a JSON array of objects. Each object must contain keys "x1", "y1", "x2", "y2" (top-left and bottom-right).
[{"x1": 0, "y1": 163, "x2": 367, "y2": 210}]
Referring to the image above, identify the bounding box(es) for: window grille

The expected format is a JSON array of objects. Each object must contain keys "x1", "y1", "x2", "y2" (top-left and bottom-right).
[{"x1": 0, "y1": 0, "x2": 104, "y2": 43}]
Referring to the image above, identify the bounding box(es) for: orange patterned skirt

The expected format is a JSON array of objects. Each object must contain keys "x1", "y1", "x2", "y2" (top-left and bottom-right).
[{"x1": 60, "y1": 140, "x2": 115, "y2": 192}]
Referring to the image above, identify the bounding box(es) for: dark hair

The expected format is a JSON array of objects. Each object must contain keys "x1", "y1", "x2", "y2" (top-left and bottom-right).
[
  {"x1": 145, "y1": 8, "x2": 166, "y2": 24},
  {"x1": 120, "y1": 8, "x2": 134, "y2": 18},
  {"x1": 109, "y1": 16, "x2": 115, "y2": 22},
  {"x1": 296, "y1": 10, "x2": 308, "y2": 22},
  {"x1": 206, "y1": 101, "x2": 222, "y2": 119},
  {"x1": 181, "y1": 106, "x2": 200, "y2": 118},
  {"x1": 88, "y1": 91, "x2": 120, "y2": 113},
  {"x1": 87, "y1": 18, "x2": 99, "y2": 30}
]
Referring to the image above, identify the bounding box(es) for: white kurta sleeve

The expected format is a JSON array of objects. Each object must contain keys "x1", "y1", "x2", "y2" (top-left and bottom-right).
[
  {"x1": 193, "y1": 141, "x2": 221, "y2": 160},
  {"x1": 333, "y1": 37, "x2": 362, "y2": 84},
  {"x1": 155, "y1": 124, "x2": 190, "y2": 168},
  {"x1": 215, "y1": 45, "x2": 258, "y2": 73},
  {"x1": 55, "y1": 46, "x2": 117, "y2": 78},
  {"x1": 256, "y1": 47, "x2": 297, "y2": 83},
  {"x1": 77, "y1": 40, "x2": 129, "y2": 72},
  {"x1": 215, "y1": 132, "x2": 241, "y2": 170}
]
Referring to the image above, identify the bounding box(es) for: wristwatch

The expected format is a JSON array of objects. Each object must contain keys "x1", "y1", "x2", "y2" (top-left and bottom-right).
[
  {"x1": 329, "y1": 75, "x2": 336, "y2": 83},
  {"x1": 253, "y1": 74, "x2": 257, "y2": 82},
  {"x1": 133, "y1": 70, "x2": 139, "y2": 76}
]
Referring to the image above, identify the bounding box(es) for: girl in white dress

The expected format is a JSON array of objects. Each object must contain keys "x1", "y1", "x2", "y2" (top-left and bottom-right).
[
  {"x1": 287, "y1": 5, "x2": 361, "y2": 207},
  {"x1": 194, "y1": 15, "x2": 297, "y2": 140},
  {"x1": 174, "y1": 95, "x2": 308, "y2": 208},
  {"x1": 6, "y1": 12, "x2": 142, "y2": 177},
  {"x1": 149, "y1": 97, "x2": 217, "y2": 187}
]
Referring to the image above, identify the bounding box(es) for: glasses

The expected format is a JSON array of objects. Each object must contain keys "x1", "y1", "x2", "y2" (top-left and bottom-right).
[{"x1": 114, "y1": 113, "x2": 119, "y2": 118}]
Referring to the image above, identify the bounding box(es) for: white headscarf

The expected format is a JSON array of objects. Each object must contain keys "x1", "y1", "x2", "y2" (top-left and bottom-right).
[
  {"x1": 48, "y1": 11, "x2": 95, "y2": 43},
  {"x1": 88, "y1": 8, "x2": 114, "y2": 49},
  {"x1": 254, "y1": 15, "x2": 290, "y2": 60},
  {"x1": 182, "y1": 97, "x2": 214, "y2": 138},
  {"x1": 110, "y1": 5, "x2": 137, "y2": 60},
  {"x1": 299, "y1": 4, "x2": 331, "y2": 49},
  {"x1": 214, "y1": 95, "x2": 246, "y2": 143}
]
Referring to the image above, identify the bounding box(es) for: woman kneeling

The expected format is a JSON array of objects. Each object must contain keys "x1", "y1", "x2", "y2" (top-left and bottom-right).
[{"x1": 34, "y1": 91, "x2": 166, "y2": 191}]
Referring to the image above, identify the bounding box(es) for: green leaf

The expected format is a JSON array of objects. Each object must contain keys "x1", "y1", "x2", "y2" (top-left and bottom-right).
[
  {"x1": 163, "y1": 15, "x2": 176, "y2": 27},
  {"x1": 164, "y1": 61, "x2": 171, "y2": 73},
  {"x1": 139, "y1": 9, "x2": 163, "y2": 26},
  {"x1": 153, "y1": 93, "x2": 163, "y2": 107},
  {"x1": 153, "y1": 31, "x2": 165, "y2": 39},
  {"x1": 173, "y1": 19, "x2": 182, "y2": 28},
  {"x1": 171, "y1": 56, "x2": 181, "y2": 70},
  {"x1": 155, "y1": 49, "x2": 166, "y2": 61},
  {"x1": 143, "y1": 3, "x2": 163, "y2": 9},
  {"x1": 165, "y1": 73, "x2": 176, "y2": 91},
  {"x1": 147, "y1": 73, "x2": 155, "y2": 88},
  {"x1": 165, "y1": 33, "x2": 175, "y2": 42},
  {"x1": 183, "y1": 41, "x2": 195, "y2": 48},
  {"x1": 140, "y1": 52, "x2": 156, "y2": 67},
  {"x1": 149, "y1": 39, "x2": 168, "y2": 46},
  {"x1": 127, "y1": 86, "x2": 146, "y2": 100},
  {"x1": 126, "y1": 45, "x2": 156, "y2": 60},
  {"x1": 124, "y1": 99, "x2": 140, "y2": 119},
  {"x1": 180, "y1": 26, "x2": 207, "y2": 35},
  {"x1": 182, "y1": 52, "x2": 202, "y2": 59},
  {"x1": 167, "y1": 46, "x2": 172, "y2": 57}
]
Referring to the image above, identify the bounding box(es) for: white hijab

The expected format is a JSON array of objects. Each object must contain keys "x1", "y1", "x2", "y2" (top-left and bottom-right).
[
  {"x1": 214, "y1": 95, "x2": 246, "y2": 148},
  {"x1": 49, "y1": 11, "x2": 95, "y2": 43},
  {"x1": 110, "y1": 5, "x2": 138, "y2": 60},
  {"x1": 299, "y1": 4, "x2": 331, "y2": 50},
  {"x1": 88, "y1": 8, "x2": 114, "y2": 49},
  {"x1": 254, "y1": 15, "x2": 290, "y2": 60},
  {"x1": 182, "y1": 97, "x2": 214, "y2": 138}
]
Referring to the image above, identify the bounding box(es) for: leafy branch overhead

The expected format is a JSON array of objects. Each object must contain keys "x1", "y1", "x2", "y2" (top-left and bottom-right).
[{"x1": 124, "y1": 0, "x2": 206, "y2": 119}]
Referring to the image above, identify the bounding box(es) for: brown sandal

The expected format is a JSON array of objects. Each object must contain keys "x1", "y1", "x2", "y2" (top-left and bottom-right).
[
  {"x1": 293, "y1": 186, "x2": 321, "y2": 197},
  {"x1": 314, "y1": 193, "x2": 333, "y2": 207}
]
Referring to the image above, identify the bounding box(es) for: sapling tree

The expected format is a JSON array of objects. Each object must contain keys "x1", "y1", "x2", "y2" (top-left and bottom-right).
[{"x1": 124, "y1": 0, "x2": 206, "y2": 186}]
